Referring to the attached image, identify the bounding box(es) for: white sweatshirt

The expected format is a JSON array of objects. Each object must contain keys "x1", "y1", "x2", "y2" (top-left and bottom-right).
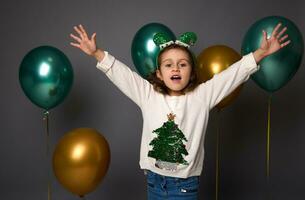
[{"x1": 96, "y1": 51, "x2": 259, "y2": 178}]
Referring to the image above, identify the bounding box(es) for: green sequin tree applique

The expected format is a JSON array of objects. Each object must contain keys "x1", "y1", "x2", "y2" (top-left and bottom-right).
[{"x1": 148, "y1": 113, "x2": 189, "y2": 171}]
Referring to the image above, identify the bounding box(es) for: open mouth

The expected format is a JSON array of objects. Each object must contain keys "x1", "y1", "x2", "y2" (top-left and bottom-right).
[{"x1": 170, "y1": 75, "x2": 182, "y2": 81}]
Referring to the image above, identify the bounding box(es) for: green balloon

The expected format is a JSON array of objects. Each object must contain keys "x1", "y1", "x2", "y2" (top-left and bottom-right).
[
  {"x1": 131, "y1": 23, "x2": 175, "y2": 78},
  {"x1": 241, "y1": 16, "x2": 304, "y2": 93},
  {"x1": 19, "y1": 46, "x2": 74, "y2": 110}
]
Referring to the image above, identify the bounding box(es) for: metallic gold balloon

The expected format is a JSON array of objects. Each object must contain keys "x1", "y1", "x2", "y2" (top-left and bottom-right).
[
  {"x1": 53, "y1": 128, "x2": 110, "y2": 197},
  {"x1": 197, "y1": 45, "x2": 242, "y2": 110}
]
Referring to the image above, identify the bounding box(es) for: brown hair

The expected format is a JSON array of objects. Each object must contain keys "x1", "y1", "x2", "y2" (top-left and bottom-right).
[{"x1": 147, "y1": 44, "x2": 199, "y2": 95}]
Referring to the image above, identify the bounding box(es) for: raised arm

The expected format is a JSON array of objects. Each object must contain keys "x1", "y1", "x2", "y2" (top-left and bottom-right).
[
  {"x1": 194, "y1": 23, "x2": 290, "y2": 109},
  {"x1": 70, "y1": 24, "x2": 152, "y2": 108}
]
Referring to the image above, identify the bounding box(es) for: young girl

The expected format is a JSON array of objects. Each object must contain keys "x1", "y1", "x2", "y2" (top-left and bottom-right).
[{"x1": 70, "y1": 24, "x2": 290, "y2": 200}]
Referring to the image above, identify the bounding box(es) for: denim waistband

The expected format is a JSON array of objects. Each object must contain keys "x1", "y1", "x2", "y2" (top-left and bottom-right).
[{"x1": 146, "y1": 170, "x2": 198, "y2": 183}]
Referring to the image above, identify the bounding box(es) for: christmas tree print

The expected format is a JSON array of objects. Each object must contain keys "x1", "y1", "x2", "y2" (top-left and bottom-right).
[{"x1": 148, "y1": 113, "x2": 189, "y2": 167}]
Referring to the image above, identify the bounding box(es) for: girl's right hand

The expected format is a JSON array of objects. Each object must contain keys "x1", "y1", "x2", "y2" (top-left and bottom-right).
[{"x1": 70, "y1": 24, "x2": 103, "y2": 59}]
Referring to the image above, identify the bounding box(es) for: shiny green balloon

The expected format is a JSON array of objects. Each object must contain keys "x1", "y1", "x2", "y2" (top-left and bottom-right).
[
  {"x1": 241, "y1": 16, "x2": 304, "y2": 93},
  {"x1": 19, "y1": 46, "x2": 73, "y2": 110},
  {"x1": 131, "y1": 23, "x2": 175, "y2": 78}
]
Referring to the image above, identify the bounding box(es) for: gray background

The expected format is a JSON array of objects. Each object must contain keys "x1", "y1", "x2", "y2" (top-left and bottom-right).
[{"x1": 1, "y1": 0, "x2": 305, "y2": 199}]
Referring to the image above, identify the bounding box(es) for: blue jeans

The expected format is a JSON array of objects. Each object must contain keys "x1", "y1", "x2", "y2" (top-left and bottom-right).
[{"x1": 146, "y1": 170, "x2": 199, "y2": 200}]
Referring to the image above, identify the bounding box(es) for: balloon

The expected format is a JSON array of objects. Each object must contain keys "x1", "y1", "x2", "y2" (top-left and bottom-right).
[
  {"x1": 19, "y1": 46, "x2": 73, "y2": 110},
  {"x1": 53, "y1": 128, "x2": 110, "y2": 197},
  {"x1": 197, "y1": 45, "x2": 243, "y2": 110},
  {"x1": 241, "y1": 16, "x2": 304, "y2": 93},
  {"x1": 131, "y1": 23, "x2": 175, "y2": 78}
]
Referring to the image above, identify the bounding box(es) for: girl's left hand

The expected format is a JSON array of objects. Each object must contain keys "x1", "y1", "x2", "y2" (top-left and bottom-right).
[
  {"x1": 261, "y1": 23, "x2": 290, "y2": 55},
  {"x1": 253, "y1": 23, "x2": 291, "y2": 63}
]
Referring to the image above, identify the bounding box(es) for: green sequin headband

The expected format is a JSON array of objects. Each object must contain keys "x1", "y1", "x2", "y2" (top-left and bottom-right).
[{"x1": 153, "y1": 32, "x2": 197, "y2": 49}]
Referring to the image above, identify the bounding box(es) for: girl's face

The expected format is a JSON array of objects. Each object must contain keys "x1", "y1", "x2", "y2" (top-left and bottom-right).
[{"x1": 156, "y1": 48, "x2": 192, "y2": 96}]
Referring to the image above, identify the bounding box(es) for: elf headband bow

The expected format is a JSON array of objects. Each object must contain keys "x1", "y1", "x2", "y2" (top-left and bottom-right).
[{"x1": 153, "y1": 32, "x2": 197, "y2": 49}]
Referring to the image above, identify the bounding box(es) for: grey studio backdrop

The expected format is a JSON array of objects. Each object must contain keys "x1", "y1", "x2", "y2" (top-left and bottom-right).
[{"x1": 0, "y1": 0, "x2": 305, "y2": 199}]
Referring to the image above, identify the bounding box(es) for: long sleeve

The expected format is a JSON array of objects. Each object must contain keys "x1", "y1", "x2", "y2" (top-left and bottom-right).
[
  {"x1": 96, "y1": 51, "x2": 153, "y2": 108},
  {"x1": 193, "y1": 52, "x2": 259, "y2": 109}
]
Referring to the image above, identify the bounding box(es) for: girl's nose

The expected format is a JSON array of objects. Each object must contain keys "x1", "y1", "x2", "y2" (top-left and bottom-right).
[{"x1": 172, "y1": 65, "x2": 180, "y2": 71}]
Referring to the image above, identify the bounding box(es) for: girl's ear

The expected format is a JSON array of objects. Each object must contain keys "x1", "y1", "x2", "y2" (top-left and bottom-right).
[{"x1": 156, "y1": 69, "x2": 163, "y2": 81}]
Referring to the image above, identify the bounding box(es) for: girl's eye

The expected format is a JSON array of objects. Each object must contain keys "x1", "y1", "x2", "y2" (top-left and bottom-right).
[
  {"x1": 179, "y1": 63, "x2": 187, "y2": 67},
  {"x1": 165, "y1": 64, "x2": 172, "y2": 67}
]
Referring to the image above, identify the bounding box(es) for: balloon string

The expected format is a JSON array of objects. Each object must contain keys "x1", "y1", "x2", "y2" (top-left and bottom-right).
[
  {"x1": 267, "y1": 95, "x2": 272, "y2": 180},
  {"x1": 43, "y1": 110, "x2": 51, "y2": 200},
  {"x1": 216, "y1": 110, "x2": 221, "y2": 200},
  {"x1": 266, "y1": 94, "x2": 272, "y2": 200}
]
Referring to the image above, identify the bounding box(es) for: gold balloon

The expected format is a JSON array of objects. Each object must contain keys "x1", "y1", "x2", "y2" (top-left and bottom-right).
[
  {"x1": 53, "y1": 128, "x2": 110, "y2": 197},
  {"x1": 196, "y1": 45, "x2": 243, "y2": 110}
]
